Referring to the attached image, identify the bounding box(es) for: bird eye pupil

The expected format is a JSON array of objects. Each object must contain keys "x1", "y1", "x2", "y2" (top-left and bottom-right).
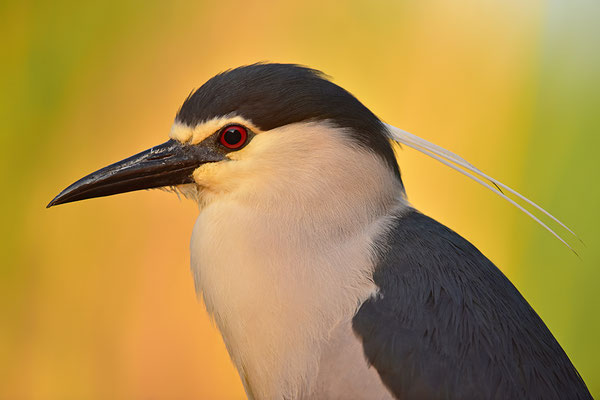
[
  {"x1": 219, "y1": 125, "x2": 248, "y2": 149},
  {"x1": 224, "y1": 129, "x2": 242, "y2": 145}
]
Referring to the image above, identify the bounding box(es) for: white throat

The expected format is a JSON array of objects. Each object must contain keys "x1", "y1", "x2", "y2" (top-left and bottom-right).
[{"x1": 188, "y1": 122, "x2": 406, "y2": 399}]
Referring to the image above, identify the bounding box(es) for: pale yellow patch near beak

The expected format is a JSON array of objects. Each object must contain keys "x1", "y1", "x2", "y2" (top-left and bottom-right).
[{"x1": 169, "y1": 114, "x2": 261, "y2": 144}]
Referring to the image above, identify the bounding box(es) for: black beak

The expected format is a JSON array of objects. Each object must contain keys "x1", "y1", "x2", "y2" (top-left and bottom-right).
[{"x1": 47, "y1": 139, "x2": 223, "y2": 208}]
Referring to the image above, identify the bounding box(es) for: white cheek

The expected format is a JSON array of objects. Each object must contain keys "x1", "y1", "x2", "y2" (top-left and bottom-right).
[{"x1": 188, "y1": 121, "x2": 406, "y2": 399}]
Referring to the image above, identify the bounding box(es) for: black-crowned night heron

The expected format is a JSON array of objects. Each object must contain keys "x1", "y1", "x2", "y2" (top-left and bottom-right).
[{"x1": 48, "y1": 63, "x2": 591, "y2": 399}]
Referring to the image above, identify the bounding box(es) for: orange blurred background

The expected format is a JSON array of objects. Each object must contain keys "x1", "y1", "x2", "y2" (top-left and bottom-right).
[{"x1": 1, "y1": 0, "x2": 598, "y2": 398}]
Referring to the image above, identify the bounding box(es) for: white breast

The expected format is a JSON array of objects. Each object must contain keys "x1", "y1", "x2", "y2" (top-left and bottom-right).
[
  {"x1": 189, "y1": 122, "x2": 406, "y2": 399},
  {"x1": 310, "y1": 318, "x2": 396, "y2": 400}
]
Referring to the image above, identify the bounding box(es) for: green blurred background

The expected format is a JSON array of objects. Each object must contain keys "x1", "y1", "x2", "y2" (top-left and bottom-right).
[{"x1": 1, "y1": 0, "x2": 598, "y2": 398}]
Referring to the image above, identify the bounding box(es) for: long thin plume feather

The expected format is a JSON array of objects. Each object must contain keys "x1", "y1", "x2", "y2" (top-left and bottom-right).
[{"x1": 385, "y1": 124, "x2": 578, "y2": 250}]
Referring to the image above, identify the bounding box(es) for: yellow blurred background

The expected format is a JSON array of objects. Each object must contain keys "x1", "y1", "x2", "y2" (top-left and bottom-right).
[{"x1": 1, "y1": 0, "x2": 598, "y2": 398}]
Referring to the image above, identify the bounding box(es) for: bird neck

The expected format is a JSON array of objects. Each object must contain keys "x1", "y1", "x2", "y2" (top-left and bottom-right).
[{"x1": 189, "y1": 123, "x2": 407, "y2": 399}]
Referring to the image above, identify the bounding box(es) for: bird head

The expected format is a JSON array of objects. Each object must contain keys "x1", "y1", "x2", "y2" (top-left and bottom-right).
[
  {"x1": 47, "y1": 63, "x2": 404, "y2": 211},
  {"x1": 47, "y1": 63, "x2": 575, "y2": 251}
]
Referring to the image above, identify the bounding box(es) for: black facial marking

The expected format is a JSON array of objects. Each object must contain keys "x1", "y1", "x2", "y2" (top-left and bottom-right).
[{"x1": 176, "y1": 63, "x2": 402, "y2": 182}]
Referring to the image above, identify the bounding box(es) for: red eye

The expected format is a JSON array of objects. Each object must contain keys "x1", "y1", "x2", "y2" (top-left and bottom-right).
[{"x1": 219, "y1": 125, "x2": 248, "y2": 149}]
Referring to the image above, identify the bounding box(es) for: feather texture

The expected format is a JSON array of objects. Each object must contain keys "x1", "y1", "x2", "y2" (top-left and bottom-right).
[
  {"x1": 353, "y1": 209, "x2": 592, "y2": 399},
  {"x1": 385, "y1": 125, "x2": 579, "y2": 250}
]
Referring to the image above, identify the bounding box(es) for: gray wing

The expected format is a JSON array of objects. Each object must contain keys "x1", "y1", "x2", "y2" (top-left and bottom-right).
[{"x1": 352, "y1": 209, "x2": 591, "y2": 400}]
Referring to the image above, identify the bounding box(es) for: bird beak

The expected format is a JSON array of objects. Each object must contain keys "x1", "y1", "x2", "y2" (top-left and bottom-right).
[{"x1": 47, "y1": 139, "x2": 224, "y2": 207}]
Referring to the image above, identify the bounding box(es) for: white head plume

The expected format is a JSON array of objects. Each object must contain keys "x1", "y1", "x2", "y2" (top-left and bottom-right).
[{"x1": 385, "y1": 124, "x2": 579, "y2": 252}]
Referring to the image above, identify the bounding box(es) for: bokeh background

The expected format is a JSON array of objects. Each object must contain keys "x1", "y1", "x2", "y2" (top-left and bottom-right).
[{"x1": 1, "y1": 0, "x2": 599, "y2": 398}]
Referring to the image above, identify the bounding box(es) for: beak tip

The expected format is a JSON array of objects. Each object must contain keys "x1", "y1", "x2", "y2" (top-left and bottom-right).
[
  {"x1": 47, "y1": 192, "x2": 68, "y2": 208},
  {"x1": 46, "y1": 197, "x2": 59, "y2": 208}
]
